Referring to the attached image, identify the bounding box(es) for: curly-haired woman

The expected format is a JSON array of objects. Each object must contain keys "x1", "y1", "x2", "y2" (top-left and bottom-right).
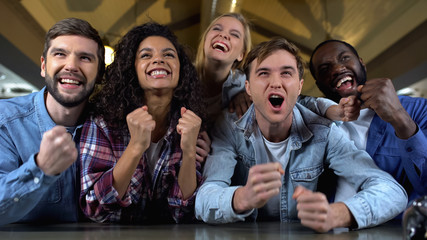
[{"x1": 79, "y1": 22, "x2": 206, "y2": 224}]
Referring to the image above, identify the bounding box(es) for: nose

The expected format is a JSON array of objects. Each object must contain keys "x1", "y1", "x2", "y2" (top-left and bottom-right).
[
  {"x1": 152, "y1": 55, "x2": 165, "y2": 64},
  {"x1": 64, "y1": 56, "x2": 79, "y2": 72},
  {"x1": 219, "y1": 32, "x2": 230, "y2": 40},
  {"x1": 269, "y1": 74, "x2": 282, "y2": 89},
  {"x1": 331, "y1": 63, "x2": 346, "y2": 78}
]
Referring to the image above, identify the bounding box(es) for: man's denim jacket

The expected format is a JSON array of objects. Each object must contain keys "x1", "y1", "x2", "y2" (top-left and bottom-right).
[{"x1": 195, "y1": 103, "x2": 407, "y2": 229}]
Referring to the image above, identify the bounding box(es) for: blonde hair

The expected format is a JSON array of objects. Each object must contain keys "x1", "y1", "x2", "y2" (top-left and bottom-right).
[{"x1": 195, "y1": 12, "x2": 252, "y2": 80}]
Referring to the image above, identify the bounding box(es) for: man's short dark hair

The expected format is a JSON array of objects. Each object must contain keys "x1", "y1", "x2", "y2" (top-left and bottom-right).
[{"x1": 43, "y1": 18, "x2": 105, "y2": 80}]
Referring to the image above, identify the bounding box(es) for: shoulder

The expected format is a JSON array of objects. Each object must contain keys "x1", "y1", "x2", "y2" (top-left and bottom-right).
[
  {"x1": 0, "y1": 91, "x2": 38, "y2": 124},
  {"x1": 294, "y1": 102, "x2": 332, "y2": 127}
]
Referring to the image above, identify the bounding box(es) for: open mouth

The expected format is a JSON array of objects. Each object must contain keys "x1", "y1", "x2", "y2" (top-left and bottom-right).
[
  {"x1": 148, "y1": 69, "x2": 169, "y2": 78},
  {"x1": 335, "y1": 76, "x2": 353, "y2": 90},
  {"x1": 60, "y1": 78, "x2": 81, "y2": 86},
  {"x1": 269, "y1": 94, "x2": 284, "y2": 108},
  {"x1": 212, "y1": 42, "x2": 229, "y2": 52}
]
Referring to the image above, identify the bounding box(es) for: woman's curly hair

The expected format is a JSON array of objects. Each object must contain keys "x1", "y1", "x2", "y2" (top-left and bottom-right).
[{"x1": 90, "y1": 22, "x2": 206, "y2": 132}]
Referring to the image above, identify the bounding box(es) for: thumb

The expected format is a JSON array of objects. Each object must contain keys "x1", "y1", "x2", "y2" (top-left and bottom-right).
[
  {"x1": 292, "y1": 185, "x2": 309, "y2": 199},
  {"x1": 181, "y1": 107, "x2": 187, "y2": 116}
]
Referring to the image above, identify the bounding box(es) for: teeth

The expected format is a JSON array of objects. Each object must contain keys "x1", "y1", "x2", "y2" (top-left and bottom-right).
[
  {"x1": 270, "y1": 95, "x2": 281, "y2": 98},
  {"x1": 150, "y1": 70, "x2": 168, "y2": 76},
  {"x1": 336, "y1": 76, "x2": 352, "y2": 88},
  {"x1": 213, "y1": 42, "x2": 229, "y2": 52},
  {"x1": 61, "y1": 79, "x2": 79, "y2": 84}
]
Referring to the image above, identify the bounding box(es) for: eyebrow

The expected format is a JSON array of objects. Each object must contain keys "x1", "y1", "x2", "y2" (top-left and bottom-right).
[
  {"x1": 255, "y1": 65, "x2": 295, "y2": 73},
  {"x1": 138, "y1": 47, "x2": 177, "y2": 54},
  {"x1": 50, "y1": 47, "x2": 96, "y2": 59}
]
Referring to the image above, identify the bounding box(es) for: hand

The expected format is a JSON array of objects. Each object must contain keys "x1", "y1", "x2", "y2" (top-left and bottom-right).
[
  {"x1": 177, "y1": 107, "x2": 202, "y2": 156},
  {"x1": 195, "y1": 131, "x2": 211, "y2": 163},
  {"x1": 233, "y1": 162, "x2": 284, "y2": 213},
  {"x1": 338, "y1": 95, "x2": 361, "y2": 121},
  {"x1": 126, "y1": 106, "x2": 155, "y2": 154},
  {"x1": 229, "y1": 91, "x2": 252, "y2": 118},
  {"x1": 293, "y1": 186, "x2": 352, "y2": 233},
  {"x1": 358, "y1": 78, "x2": 417, "y2": 138},
  {"x1": 36, "y1": 126, "x2": 78, "y2": 176}
]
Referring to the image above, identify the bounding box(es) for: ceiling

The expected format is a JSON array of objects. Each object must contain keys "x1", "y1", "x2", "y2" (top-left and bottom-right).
[{"x1": 1, "y1": 0, "x2": 427, "y2": 98}]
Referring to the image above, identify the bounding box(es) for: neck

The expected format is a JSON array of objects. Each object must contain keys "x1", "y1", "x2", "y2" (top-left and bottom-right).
[
  {"x1": 45, "y1": 93, "x2": 85, "y2": 127},
  {"x1": 202, "y1": 59, "x2": 233, "y2": 97},
  {"x1": 256, "y1": 112, "x2": 293, "y2": 143}
]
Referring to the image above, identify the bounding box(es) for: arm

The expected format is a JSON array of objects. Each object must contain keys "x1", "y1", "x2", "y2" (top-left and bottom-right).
[
  {"x1": 391, "y1": 96, "x2": 427, "y2": 195},
  {"x1": 79, "y1": 115, "x2": 148, "y2": 222},
  {"x1": 326, "y1": 124, "x2": 408, "y2": 229},
  {"x1": 298, "y1": 95, "x2": 360, "y2": 121},
  {"x1": 0, "y1": 126, "x2": 77, "y2": 225},
  {"x1": 176, "y1": 107, "x2": 202, "y2": 199},
  {"x1": 358, "y1": 78, "x2": 416, "y2": 139}
]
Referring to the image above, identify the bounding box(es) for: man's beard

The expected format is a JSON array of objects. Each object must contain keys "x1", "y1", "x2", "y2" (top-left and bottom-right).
[
  {"x1": 45, "y1": 73, "x2": 95, "y2": 108},
  {"x1": 317, "y1": 63, "x2": 367, "y2": 103}
]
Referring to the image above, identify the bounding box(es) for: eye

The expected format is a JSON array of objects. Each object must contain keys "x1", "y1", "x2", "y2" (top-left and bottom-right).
[
  {"x1": 53, "y1": 52, "x2": 65, "y2": 57},
  {"x1": 340, "y1": 55, "x2": 350, "y2": 62},
  {"x1": 140, "y1": 53, "x2": 151, "y2": 59},
  {"x1": 258, "y1": 71, "x2": 268, "y2": 77},
  {"x1": 164, "y1": 52, "x2": 176, "y2": 58},
  {"x1": 230, "y1": 32, "x2": 240, "y2": 38},
  {"x1": 80, "y1": 56, "x2": 92, "y2": 62},
  {"x1": 282, "y1": 71, "x2": 292, "y2": 77},
  {"x1": 211, "y1": 26, "x2": 221, "y2": 31}
]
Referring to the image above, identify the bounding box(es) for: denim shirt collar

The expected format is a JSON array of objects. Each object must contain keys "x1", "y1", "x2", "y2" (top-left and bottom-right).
[
  {"x1": 34, "y1": 87, "x2": 56, "y2": 137},
  {"x1": 234, "y1": 103, "x2": 313, "y2": 150}
]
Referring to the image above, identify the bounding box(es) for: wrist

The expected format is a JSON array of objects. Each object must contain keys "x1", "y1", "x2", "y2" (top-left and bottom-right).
[
  {"x1": 390, "y1": 108, "x2": 417, "y2": 139},
  {"x1": 232, "y1": 187, "x2": 251, "y2": 213}
]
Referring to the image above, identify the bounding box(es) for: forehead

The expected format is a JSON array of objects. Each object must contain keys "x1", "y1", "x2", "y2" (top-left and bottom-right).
[
  {"x1": 212, "y1": 16, "x2": 244, "y2": 31},
  {"x1": 138, "y1": 36, "x2": 176, "y2": 50},
  {"x1": 49, "y1": 35, "x2": 98, "y2": 54},
  {"x1": 312, "y1": 42, "x2": 354, "y2": 64},
  {"x1": 252, "y1": 50, "x2": 297, "y2": 70}
]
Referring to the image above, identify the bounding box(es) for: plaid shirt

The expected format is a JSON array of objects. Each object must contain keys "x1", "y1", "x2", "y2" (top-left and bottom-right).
[{"x1": 79, "y1": 116, "x2": 203, "y2": 223}]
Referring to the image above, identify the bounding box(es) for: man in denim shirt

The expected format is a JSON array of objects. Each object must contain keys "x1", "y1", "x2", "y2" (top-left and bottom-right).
[
  {"x1": 0, "y1": 18, "x2": 104, "y2": 224},
  {"x1": 195, "y1": 38, "x2": 407, "y2": 232}
]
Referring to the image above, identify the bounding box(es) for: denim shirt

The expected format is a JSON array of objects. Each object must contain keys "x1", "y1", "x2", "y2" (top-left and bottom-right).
[
  {"x1": 0, "y1": 87, "x2": 80, "y2": 225},
  {"x1": 195, "y1": 103, "x2": 407, "y2": 229}
]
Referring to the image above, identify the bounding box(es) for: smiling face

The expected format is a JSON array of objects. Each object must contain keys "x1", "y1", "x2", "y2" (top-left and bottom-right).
[
  {"x1": 311, "y1": 41, "x2": 367, "y2": 100},
  {"x1": 41, "y1": 35, "x2": 99, "y2": 108},
  {"x1": 135, "y1": 36, "x2": 180, "y2": 96},
  {"x1": 203, "y1": 16, "x2": 245, "y2": 66},
  {"x1": 245, "y1": 49, "x2": 303, "y2": 138}
]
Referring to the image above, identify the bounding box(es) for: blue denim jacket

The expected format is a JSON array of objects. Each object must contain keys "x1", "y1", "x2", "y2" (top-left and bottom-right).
[
  {"x1": 0, "y1": 88, "x2": 80, "y2": 225},
  {"x1": 195, "y1": 103, "x2": 407, "y2": 229}
]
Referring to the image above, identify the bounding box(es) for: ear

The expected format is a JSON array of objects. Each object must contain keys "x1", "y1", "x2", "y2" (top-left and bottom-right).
[
  {"x1": 298, "y1": 79, "x2": 304, "y2": 95},
  {"x1": 236, "y1": 51, "x2": 244, "y2": 62},
  {"x1": 359, "y1": 57, "x2": 367, "y2": 72},
  {"x1": 245, "y1": 80, "x2": 251, "y2": 97},
  {"x1": 40, "y1": 56, "x2": 46, "y2": 77}
]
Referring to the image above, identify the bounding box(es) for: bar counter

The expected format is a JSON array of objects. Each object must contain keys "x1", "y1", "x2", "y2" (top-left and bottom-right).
[{"x1": 0, "y1": 220, "x2": 402, "y2": 240}]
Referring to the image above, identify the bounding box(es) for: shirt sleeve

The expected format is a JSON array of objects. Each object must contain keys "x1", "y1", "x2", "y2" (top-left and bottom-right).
[
  {"x1": 297, "y1": 95, "x2": 337, "y2": 117},
  {"x1": 166, "y1": 151, "x2": 204, "y2": 223},
  {"x1": 395, "y1": 97, "x2": 427, "y2": 196},
  {"x1": 0, "y1": 128, "x2": 59, "y2": 225},
  {"x1": 195, "y1": 112, "x2": 254, "y2": 223},
  {"x1": 79, "y1": 118, "x2": 141, "y2": 223},
  {"x1": 326, "y1": 124, "x2": 408, "y2": 229}
]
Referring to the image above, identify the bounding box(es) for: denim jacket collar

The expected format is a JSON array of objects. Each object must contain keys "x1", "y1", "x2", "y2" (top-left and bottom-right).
[{"x1": 234, "y1": 103, "x2": 313, "y2": 150}]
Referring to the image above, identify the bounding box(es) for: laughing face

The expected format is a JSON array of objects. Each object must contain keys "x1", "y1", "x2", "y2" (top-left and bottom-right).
[
  {"x1": 41, "y1": 35, "x2": 99, "y2": 108},
  {"x1": 311, "y1": 41, "x2": 367, "y2": 102},
  {"x1": 135, "y1": 36, "x2": 180, "y2": 95},
  {"x1": 245, "y1": 49, "x2": 303, "y2": 134},
  {"x1": 204, "y1": 16, "x2": 245, "y2": 66}
]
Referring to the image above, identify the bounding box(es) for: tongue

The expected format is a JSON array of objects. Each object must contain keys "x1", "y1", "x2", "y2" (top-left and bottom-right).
[{"x1": 337, "y1": 81, "x2": 352, "y2": 90}]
